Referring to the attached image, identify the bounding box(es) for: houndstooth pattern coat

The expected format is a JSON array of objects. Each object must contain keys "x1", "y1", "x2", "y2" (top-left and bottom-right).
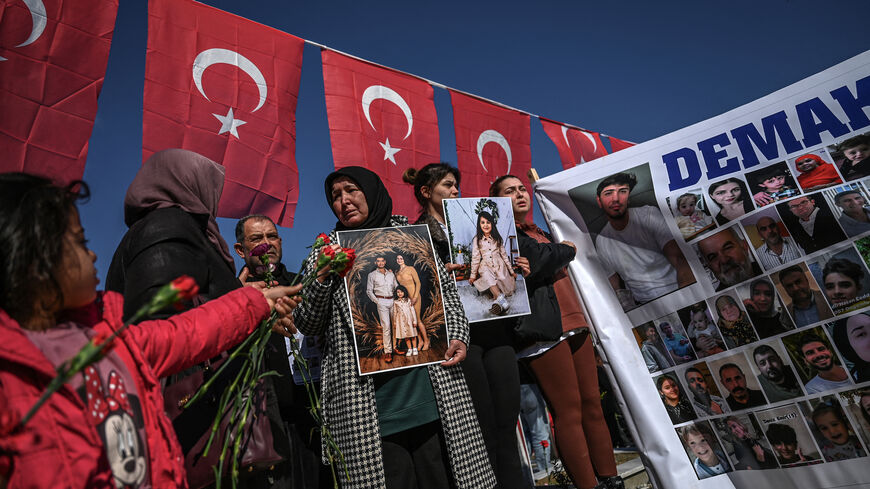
[{"x1": 293, "y1": 216, "x2": 496, "y2": 489}]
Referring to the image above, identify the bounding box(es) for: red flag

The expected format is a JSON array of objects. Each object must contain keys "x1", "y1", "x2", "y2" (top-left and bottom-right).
[
  {"x1": 322, "y1": 50, "x2": 439, "y2": 217},
  {"x1": 540, "y1": 118, "x2": 608, "y2": 170},
  {"x1": 143, "y1": 0, "x2": 303, "y2": 227},
  {"x1": 451, "y1": 91, "x2": 531, "y2": 203},
  {"x1": 0, "y1": 0, "x2": 117, "y2": 181},
  {"x1": 609, "y1": 136, "x2": 636, "y2": 152}
]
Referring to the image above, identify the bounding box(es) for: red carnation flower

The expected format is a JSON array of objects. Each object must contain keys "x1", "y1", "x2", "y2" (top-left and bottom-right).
[
  {"x1": 170, "y1": 276, "x2": 199, "y2": 301},
  {"x1": 250, "y1": 243, "x2": 271, "y2": 257}
]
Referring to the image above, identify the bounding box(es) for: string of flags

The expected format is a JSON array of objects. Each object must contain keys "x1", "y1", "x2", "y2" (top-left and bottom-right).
[{"x1": 0, "y1": 0, "x2": 635, "y2": 226}]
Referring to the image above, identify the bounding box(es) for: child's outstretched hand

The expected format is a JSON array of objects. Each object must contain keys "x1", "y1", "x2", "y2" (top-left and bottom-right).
[{"x1": 753, "y1": 191, "x2": 773, "y2": 206}]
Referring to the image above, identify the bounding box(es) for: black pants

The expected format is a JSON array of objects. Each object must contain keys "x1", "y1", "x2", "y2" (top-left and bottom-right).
[
  {"x1": 382, "y1": 421, "x2": 455, "y2": 489},
  {"x1": 462, "y1": 320, "x2": 525, "y2": 489}
]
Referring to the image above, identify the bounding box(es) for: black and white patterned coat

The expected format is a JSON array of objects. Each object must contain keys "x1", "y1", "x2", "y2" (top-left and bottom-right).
[{"x1": 293, "y1": 216, "x2": 496, "y2": 489}]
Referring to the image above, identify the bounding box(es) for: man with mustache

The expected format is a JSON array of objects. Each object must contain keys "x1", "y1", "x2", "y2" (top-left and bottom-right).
[
  {"x1": 778, "y1": 266, "x2": 834, "y2": 327},
  {"x1": 684, "y1": 368, "x2": 728, "y2": 416},
  {"x1": 753, "y1": 216, "x2": 805, "y2": 270},
  {"x1": 777, "y1": 195, "x2": 847, "y2": 254},
  {"x1": 752, "y1": 345, "x2": 802, "y2": 402},
  {"x1": 697, "y1": 226, "x2": 761, "y2": 291},
  {"x1": 593, "y1": 172, "x2": 694, "y2": 309},
  {"x1": 797, "y1": 334, "x2": 852, "y2": 394},
  {"x1": 718, "y1": 363, "x2": 767, "y2": 410}
]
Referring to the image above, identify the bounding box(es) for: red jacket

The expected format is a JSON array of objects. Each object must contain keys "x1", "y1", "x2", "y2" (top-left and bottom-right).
[{"x1": 0, "y1": 287, "x2": 269, "y2": 489}]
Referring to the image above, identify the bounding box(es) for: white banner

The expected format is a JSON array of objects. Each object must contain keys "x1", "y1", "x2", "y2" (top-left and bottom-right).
[{"x1": 535, "y1": 51, "x2": 870, "y2": 489}]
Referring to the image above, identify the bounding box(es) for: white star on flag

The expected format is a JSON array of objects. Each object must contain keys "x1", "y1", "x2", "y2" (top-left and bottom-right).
[
  {"x1": 213, "y1": 107, "x2": 247, "y2": 138},
  {"x1": 379, "y1": 138, "x2": 401, "y2": 165}
]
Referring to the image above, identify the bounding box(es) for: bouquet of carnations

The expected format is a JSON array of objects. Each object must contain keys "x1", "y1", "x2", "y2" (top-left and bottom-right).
[{"x1": 184, "y1": 233, "x2": 354, "y2": 488}]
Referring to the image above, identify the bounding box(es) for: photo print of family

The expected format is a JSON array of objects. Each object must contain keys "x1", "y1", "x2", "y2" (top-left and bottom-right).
[
  {"x1": 442, "y1": 197, "x2": 531, "y2": 322},
  {"x1": 568, "y1": 163, "x2": 697, "y2": 311},
  {"x1": 336, "y1": 225, "x2": 449, "y2": 375}
]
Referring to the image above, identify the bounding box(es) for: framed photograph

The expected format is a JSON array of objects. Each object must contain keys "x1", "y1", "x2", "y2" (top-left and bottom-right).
[
  {"x1": 336, "y1": 225, "x2": 449, "y2": 375},
  {"x1": 443, "y1": 197, "x2": 531, "y2": 322}
]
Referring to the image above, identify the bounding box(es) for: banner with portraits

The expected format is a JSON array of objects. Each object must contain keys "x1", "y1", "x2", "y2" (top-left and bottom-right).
[{"x1": 533, "y1": 51, "x2": 870, "y2": 488}]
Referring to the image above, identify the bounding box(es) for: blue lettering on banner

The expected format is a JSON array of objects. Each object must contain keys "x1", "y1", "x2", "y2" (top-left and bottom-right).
[
  {"x1": 830, "y1": 74, "x2": 870, "y2": 132},
  {"x1": 661, "y1": 75, "x2": 869, "y2": 192},
  {"x1": 731, "y1": 111, "x2": 802, "y2": 168},
  {"x1": 698, "y1": 133, "x2": 740, "y2": 180},
  {"x1": 663, "y1": 148, "x2": 703, "y2": 191},
  {"x1": 796, "y1": 97, "x2": 850, "y2": 147}
]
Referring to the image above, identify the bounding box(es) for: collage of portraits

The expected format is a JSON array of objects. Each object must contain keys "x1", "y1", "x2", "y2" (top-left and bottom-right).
[{"x1": 571, "y1": 131, "x2": 870, "y2": 480}]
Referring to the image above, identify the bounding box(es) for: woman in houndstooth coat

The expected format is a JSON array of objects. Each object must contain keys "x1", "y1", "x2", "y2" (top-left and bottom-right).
[{"x1": 292, "y1": 167, "x2": 495, "y2": 489}]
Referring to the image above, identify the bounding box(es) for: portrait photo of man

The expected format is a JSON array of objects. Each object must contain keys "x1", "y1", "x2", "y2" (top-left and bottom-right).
[
  {"x1": 696, "y1": 225, "x2": 762, "y2": 291},
  {"x1": 809, "y1": 248, "x2": 870, "y2": 315},
  {"x1": 833, "y1": 186, "x2": 870, "y2": 237},
  {"x1": 773, "y1": 264, "x2": 834, "y2": 327},
  {"x1": 783, "y1": 329, "x2": 854, "y2": 395},
  {"x1": 683, "y1": 364, "x2": 729, "y2": 417},
  {"x1": 751, "y1": 344, "x2": 803, "y2": 402},
  {"x1": 710, "y1": 356, "x2": 768, "y2": 411},
  {"x1": 741, "y1": 209, "x2": 805, "y2": 271},
  {"x1": 568, "y1": 165, "x2": 696, "y2": 310},
  {"x1": 776, "y1": 193, "x2": 847, "y2": 254}
]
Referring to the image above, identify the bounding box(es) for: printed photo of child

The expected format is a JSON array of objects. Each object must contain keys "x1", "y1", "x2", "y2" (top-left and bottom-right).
[
  {"x1": 831, "y1": 133, "x2": 870, "y2": 181},
  {"x1": 802, "y1": 397, "x2": 867, "y2": 462},
  {"x1": 668, "y1": 190, "x2": 715, "y2": 241},
  {"x1": 757, "y1": 404, "x2": 823, "y2": 467},
  {"x1": 677, "y1": 421, "x2": 733, "y2": 479},
  {"x1": 443, "y1": 197, "x2": 531, "y2": 322},
  {"x1": 678, "y1": 302, "x2": 726, "y2": 358},
  {"x1": 747, "y1": 162, "x2": 801, "y2": 207}
]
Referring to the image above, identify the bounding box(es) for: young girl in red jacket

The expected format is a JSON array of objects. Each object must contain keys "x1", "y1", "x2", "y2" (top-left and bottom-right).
[{"x1": 0, "y1": 173, "x2": 300, "y2": 489}]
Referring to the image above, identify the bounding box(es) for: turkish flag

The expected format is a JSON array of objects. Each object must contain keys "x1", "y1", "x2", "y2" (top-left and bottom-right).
[
  {"x1": 143, "y1": 0, "x2": 303, "y2": 227},
  {"x1": 609, "y1": 136, "x2": 636, "y2": 152},
  {"x1": 540, "y1": 117, "x2": 608, "y2": 170},
  {"x1": 450, "y1": 90, "x2": 531, "y2": 205},
  {"x1": 0, "y1": 0, "x2": 117, "y2": 181},
  {"x1": 322, "y1": 50, "x2": 439, "y2": 217}
]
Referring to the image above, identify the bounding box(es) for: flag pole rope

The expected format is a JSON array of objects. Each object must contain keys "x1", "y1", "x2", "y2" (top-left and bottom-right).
[{"x1": 304, "y1": 39, "x2": 632, "y2": 143}]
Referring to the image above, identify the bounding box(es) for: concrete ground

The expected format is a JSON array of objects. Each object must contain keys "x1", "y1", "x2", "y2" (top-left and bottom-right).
[{"x1": 534, "y1": 451, "x2": 652, "y2": 489}]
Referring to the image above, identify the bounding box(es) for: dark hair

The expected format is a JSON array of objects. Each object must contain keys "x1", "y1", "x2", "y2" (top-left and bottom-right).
[
  {"x1": 656, "y1": 374, "x2": 678, "y2": 392},
  {"x1": 838, "y1": 135, "x2": 870, "y2": 153},
  {"x1": 778, "y1": 265, "x2": 805, "y2": 283},
  {"x1": 718, "y1": 362, "x2": 743, "y2": 378},
  {"x1": 754, "y1": 165, "x2": 788, "y2": 182},
  {"x1": 765, "y1": 423, "x2": 797, "y2": 445},
  {"x1": 394, "y1": 284, "x2": 410, "y2": 300},
  {"x1": 489, "y1": 174, "x2": 521, "y2": 197},
  {"x1": 684, "y1": 367, "x2": 703, "y2": 380},
  {"x1": 752, "y1": 344, "x2": 777, "y2": 360},
  {"x1": 234, "y1": 214, "x2": 274, "y2": 243},
  {"x1": 707, "y1": 177, "x2": 748, "y2": 202},
  {"x1": 0, "y1": 173, "x2": 90, "y2": 326},
  {"x1": 811, "y1": 399, "x2": 848, "y2": 426},
  {"x1": 832, "y1": 313, "x2": 870, "y2": 382},
  {"x1": 475, "y1": 211, "x2": 504, "y2": 247},
  {"x1": 834, "y1": 190, "x2": 863, "y2": 206},
  {"x1": 797, "y1": 332, "x2": 828, "y2": 352},
  {"x1": 822, "y1": 258, "x2": 864, "y2": 287},
  {"x1": 596, "y1": 172, "x2": 637, "y2": 197},
  {"x1": 403, "y1": 163, "x2": 461, "y2": 211}
]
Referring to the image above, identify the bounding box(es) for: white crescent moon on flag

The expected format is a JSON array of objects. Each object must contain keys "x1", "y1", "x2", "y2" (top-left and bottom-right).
[
  {"x1": 0, "y1": 0, "x2": 47, "y2": 61},
  {"x1": 361, "y1": 85, "x2": 413, "y2": 140},
  {"x1": 561, "y1": 125, "x2": 571, "y2": 149},
  {"x1": 562, "y1": 126, "x2": 598, "y2": 162},
  {"x1": 476, "y1": 129, "x2": 512, "y2": 173},
  {"x1": 192, "y1": 48, "x2": 268, "y2": 112}
]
